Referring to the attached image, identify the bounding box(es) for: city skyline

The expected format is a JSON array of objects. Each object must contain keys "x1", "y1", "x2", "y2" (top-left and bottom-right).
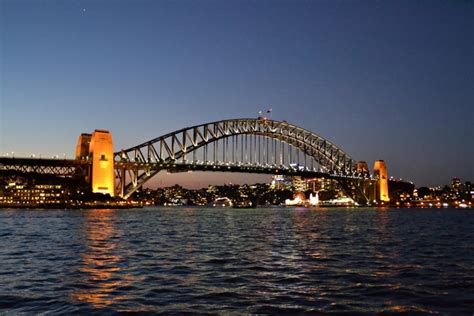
[{"x1": 1, "y1": 0, "x2": 473, "y2": 188}]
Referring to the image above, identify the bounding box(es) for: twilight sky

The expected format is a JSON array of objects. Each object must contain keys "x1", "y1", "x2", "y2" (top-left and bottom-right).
[{"x1": 1, "y1": 0, "x2": 473, "y2": 188}]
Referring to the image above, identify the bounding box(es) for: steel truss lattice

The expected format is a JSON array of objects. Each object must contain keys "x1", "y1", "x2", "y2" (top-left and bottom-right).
[
  {"x1": 114, "y1": 118, "x2": 361, "y2": 198},
  {"x1": 0, "y1": 157, "x2": 90, "y2": 179}
]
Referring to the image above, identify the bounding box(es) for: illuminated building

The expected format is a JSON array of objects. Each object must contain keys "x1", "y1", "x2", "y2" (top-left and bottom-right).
[
  {"x1": 292, "y1": 176, "x2": 307, "y2": 192},
  {"x1": 270, "y1": 175, "x2": 292, "y2": 190},
  {"x1": 465, "y1": 181, "x2": 472, "y2": 192},
  {"x1": 451, "y1": 178, "x2": 461, "y2": 194},
  {"x1": 373, "y1": 160, "x2": 389, "y2": 203},
  {"x1": 465, "y1": 182, "x2": 473, "y2": 200},
  {"x1": 0, "y1": 183, "x2": 70, "y2": 206}
]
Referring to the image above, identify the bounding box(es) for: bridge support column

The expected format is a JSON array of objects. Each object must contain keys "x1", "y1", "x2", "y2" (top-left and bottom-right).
[
  {"x1": 373, "y1": 160, "x2": 389, "y2": 203},
  {"x1": 116, "y1": 167, "x2": 126, "y2": 198},
  {"x1": 356, "y1": 161, "x2": 371, "y2": 202},
  {"x1": 337, "y1": 178, "x2": 370, "y2": 206},
  {"x1": 76, "y1": 130, "x2": 116, "y2": 197},
  {"x1": 89, "y1": 130, "x2": 115, "y2": 197},
  {"x1": 75, "y1": 133, "x2": 92, "y2": 183}
]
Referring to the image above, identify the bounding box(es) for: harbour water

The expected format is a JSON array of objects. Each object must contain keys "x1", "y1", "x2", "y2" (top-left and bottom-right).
[{"x1": 0, "y1": 207, "x2": 473, "y2": 314}]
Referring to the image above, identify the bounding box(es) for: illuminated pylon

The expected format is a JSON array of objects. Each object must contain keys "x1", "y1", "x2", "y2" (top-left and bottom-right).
[
  {"x1": 89, "y1": 130, "x2": 115, "y2": 197},
  {"x1": 356, "y1": 161, "x2": 369, "y2": 174},
  {"x1": 75, "y1": 133, "x2": 92, "y2": 160},
  {"x1": 76, "y1": 130, "x2": 115, "y2": 196},
  {"x1": 373, "y1": 160, "x2": 389, "y2": 203}
]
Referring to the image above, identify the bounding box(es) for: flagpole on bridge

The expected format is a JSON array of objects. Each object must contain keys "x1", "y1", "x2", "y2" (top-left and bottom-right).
[{"x1": 267, "y1": 107, "x2": 272, "y2": 120}]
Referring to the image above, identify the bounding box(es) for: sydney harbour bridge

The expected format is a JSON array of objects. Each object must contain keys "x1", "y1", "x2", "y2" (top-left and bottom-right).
[{"x1": 0, "y1": 118, "x2": 390, "y2": 205}]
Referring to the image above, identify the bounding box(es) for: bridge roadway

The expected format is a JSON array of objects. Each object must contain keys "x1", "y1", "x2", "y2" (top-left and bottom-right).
[
  {"x1": 0, "y1": 156, "x2": 371, "y2": 186},
  {"x1": 0, "y1": 156, "x2": 371, "y2": 181},
  {"x1": 115, "y1": 160, "x2": 370, "y2": 180},
  {"x1": 0, "y1": 157, "x2": 90, "y2": 178}
]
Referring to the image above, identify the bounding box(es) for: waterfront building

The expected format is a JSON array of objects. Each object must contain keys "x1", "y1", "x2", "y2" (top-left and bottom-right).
[
  {"x1": 0, "y1": 182, "x2": 71, "y2": 206},
  {"x1": 292, "y1": 176, "x2": 307, "y2": 192},
  {"x1": 451, "y1": 178, "x2": 461, "y2": 193},
  {"x1": 270, "y1": 175, "x2": 292, "y2": 190},
  {"x1": 465, "y1": 182, "x2": 474, "y2": 201}
]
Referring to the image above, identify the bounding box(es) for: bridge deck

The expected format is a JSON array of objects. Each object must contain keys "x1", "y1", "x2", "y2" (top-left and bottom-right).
[
  {"x1": 0, "y1": 157, "x2": 90, "y2": 167},
  {"x1": 0, "y1": 157, "x2": 91, "y2": 178}
]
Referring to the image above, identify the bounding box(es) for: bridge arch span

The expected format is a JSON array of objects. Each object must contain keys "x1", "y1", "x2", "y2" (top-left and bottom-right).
[{"x1": 114, "y1": 118, "x2": 357, "y2": 198}]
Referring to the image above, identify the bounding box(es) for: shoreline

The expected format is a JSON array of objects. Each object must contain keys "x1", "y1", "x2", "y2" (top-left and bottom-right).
[{"x1": 0, "y1": 203, "x2": 142, "y2": 209}]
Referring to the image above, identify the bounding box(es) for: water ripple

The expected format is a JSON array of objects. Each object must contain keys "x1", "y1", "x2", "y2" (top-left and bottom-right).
[{"x1": 0, "y1": 207, "x2": 473, "y2": 314}]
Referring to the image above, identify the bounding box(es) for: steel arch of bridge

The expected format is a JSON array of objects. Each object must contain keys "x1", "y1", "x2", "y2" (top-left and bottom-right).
[{"x1": 114, "y1": 118, "x2": 360, "y2": 198}]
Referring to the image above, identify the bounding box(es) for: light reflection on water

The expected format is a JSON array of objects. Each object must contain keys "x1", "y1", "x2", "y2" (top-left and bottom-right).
[
  {"x1": 0, "y1": 207, "x2": 473, "y2": 314},
  {"x1": 70, "y1": 210, "x2": 133, "y2": 309}
]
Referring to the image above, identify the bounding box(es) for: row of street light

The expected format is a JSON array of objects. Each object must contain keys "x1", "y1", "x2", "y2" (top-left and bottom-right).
[{"x1": 2, "y1": 152, "x2": 67, "y2": 159}]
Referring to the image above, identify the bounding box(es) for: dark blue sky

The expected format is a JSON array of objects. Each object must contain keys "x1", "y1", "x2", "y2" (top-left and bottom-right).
[{"x1": 1, "y1": 0, "x2": 473, "y2": 188}]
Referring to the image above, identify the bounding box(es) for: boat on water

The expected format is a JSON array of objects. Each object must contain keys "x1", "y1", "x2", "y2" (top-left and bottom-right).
[
  {"x1": 285, "y1": 192, "x2": 319, "y2": 207},
  {"x1": 212, "y1": 197, "x2": 233, "y2": 207},
  {"x1": 232, "y1": 199, "x2": 256, "y2": 209},
  {"x1": 319, "y1": 196, "x2": 358, "y2": 207}
]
